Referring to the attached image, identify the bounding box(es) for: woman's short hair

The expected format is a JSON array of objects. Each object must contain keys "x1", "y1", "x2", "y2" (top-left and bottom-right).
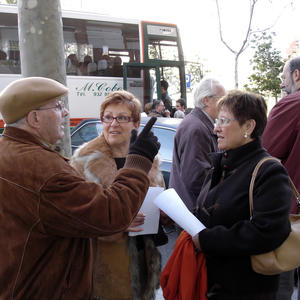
[
  {"x1": 100, "y1": 90, "x2": 141, "y2": 122},
  {"x1": 217, "y1": 90, "x2": 267, "y2": 139}
]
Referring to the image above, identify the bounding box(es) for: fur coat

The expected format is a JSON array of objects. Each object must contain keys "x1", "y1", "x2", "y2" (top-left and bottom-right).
[{"x1": 71, "y1": 134, "x2": 165, "y2": 300}]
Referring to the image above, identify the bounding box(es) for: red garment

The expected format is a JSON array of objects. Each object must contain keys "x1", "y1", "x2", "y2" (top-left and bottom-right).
[
  {"x1": 262, "y1": 91, "x2": 300, "y2": 213},
  {"x1": 161, "y1": 230, "x2": 207, "y2": 300}
]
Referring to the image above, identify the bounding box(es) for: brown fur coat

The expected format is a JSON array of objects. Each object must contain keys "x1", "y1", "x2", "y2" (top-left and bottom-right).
[{"x1": 71, "y1": 134, "x2": 165, "y2": 300}]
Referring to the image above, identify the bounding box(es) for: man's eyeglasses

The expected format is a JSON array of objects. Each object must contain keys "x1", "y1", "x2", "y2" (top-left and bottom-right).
[
  {"x1": 101, "y1": 115, "x2": 134, "y2": 123},
  {"x1": 36, "y1": 101, "x2": 65, "y2": 111},
  {"x1": 210, "y1": 95, "x2": 222, "y2": 100},
  {"x1": 215, "y1": 117, "x2": 236, "y2": 127}
]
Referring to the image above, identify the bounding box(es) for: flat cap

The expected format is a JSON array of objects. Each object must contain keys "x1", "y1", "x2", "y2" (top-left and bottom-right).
[{"x1": 0, "y1": 77, "x2": 68, "y2": 124}]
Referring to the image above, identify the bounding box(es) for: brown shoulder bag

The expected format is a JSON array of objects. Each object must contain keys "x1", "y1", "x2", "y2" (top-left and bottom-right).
[{"x1": 250, "y1": 157, "x2": 300, "y2": 275}]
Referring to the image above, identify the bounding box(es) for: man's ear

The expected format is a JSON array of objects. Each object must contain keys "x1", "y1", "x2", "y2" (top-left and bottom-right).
[
  {"x1": 293, "y1": 69, "x2": 300, "y2": 82},
  {"x1": 202, "y1": 96, "x2": 210, "y2": 106},
  {"x1": 26, "y1": 110, "x2": 40, "y2": 129}
]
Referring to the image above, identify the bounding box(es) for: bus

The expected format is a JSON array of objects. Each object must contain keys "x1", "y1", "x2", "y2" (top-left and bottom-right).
[{"x1": 0, "y1": 4, "x2": 186, "y2": 130}]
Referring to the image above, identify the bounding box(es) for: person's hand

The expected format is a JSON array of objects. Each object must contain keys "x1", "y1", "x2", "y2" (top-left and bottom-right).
[
  {"x1": 125, "y1": 212, "x2": 145, "y2": 232},
  {"x1": 192, "y1": 233, "x2": 201, "y2": 253},
  {"x1": 164, "y1": 109, "x2": 171, "y2": 117},
  {"x1": 129, "y1": 116, "x2": 160, "y2": 162}
]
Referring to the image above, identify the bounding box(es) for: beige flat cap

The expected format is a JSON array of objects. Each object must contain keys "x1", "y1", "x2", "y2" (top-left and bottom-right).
[{"x1": 0, "y1": 77, "x2": 68, "y2": 124}]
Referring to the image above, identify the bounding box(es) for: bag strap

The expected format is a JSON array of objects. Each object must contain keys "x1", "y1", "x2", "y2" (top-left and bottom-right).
[{"x1": 249, "y1": 157, "x2": 300, "y2": 217}]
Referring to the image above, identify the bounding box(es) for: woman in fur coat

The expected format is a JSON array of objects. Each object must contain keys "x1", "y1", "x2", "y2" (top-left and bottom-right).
[{"x1": 71, "y1": 90, "x2": 165, "y2": 300}]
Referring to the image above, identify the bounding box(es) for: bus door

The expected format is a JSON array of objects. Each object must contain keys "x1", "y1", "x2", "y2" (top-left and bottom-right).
[
  {"x1": 123, "y1": 62, "x2": 160, "y2": 106},
  {"x1": 123, "y1": 21, "x2": 186, "y2": 112}
]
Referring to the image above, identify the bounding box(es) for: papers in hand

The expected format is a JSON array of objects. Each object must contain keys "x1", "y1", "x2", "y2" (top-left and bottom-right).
[
  {"x1": 129, "y1": 187, "x2": 164, "y2": 236},
  {"x1": 154, "y1": 188, "x2": 206, "y2": 236}
]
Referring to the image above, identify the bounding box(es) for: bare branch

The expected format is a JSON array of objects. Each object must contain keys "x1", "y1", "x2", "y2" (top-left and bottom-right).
[
  {"x1": 236, "y1": 0, "x2": 258, "y2": 57},
  {"x1": 250, "y1": 1, "x2": 294, "y2": 35},
  {"x1": 215, "y1": 0, "x2": 236, "y2": 55}
]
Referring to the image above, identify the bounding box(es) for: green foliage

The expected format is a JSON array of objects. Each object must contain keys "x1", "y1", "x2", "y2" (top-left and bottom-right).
[
  {"x1": 244, "y1": 32, "x2": 284, "y2": 100},
  {"x1": 185, "y1": 55, "x2": 208, "y2": 92},
  {"x1": 3, "y1": 0, "x2": 17, "y2": 4},
  {"x1": 185, "y1": 62, "x2": 203, "y2": 90}
]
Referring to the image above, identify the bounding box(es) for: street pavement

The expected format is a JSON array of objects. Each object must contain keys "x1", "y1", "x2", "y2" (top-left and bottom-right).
[
  {"x1": 293, "y1": 288, "x2": 297, "y2": 300},
  {"x1": 155, "y1": 225, "x2": 180, "y2": 300},
  {"x1": 156, "y1": 288, "x2": 298, "y2": 300},
  {"x1": 155, "y1": 287, "x2": 164, "y2": 300}
]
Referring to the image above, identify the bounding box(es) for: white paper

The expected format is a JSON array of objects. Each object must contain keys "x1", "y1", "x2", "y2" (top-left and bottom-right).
[
  {"x1": 154, "y1": 188, "x2": 206, "y2": 236},
  {"x1": 129, "y1": 187, "x2": 164, "y2": 236}
]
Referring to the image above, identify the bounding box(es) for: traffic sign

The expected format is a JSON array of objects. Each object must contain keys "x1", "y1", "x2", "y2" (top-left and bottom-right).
[{"x1": 186, "y1": 74, "x2": 191, "y2": 88}]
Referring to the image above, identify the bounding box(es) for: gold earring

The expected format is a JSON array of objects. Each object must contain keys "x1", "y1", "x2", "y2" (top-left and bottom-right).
[{"x1": 244, "y1": 133, "x2": 248, "y2": 139}]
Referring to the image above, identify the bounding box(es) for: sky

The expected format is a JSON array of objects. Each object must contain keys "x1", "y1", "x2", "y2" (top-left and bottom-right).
[{"x1": 62, "y1": 0, "x2": 299, "y2": 91}]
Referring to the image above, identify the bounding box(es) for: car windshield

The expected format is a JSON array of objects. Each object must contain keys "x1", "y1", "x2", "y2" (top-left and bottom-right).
[
  {"x1": 71, "y1": 122, "x2": 102, "y2": 145},
  {"x1": 139, "y1": 125, "x2": 174, "y2": 162}
]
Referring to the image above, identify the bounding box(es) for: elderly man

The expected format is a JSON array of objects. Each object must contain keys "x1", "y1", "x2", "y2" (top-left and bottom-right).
[
  {"x1": 0, "y1": 77, "x2": 159, "y2": 299},
  {"x1": 262, "y1": 57, "x2": 300, "y2": 300},
  {"x1": 148, "y1": 99, "x2": 171, "y2": 117},
  {"x1": 169, "y1": 78, "x2": 225, "y2": 212}
]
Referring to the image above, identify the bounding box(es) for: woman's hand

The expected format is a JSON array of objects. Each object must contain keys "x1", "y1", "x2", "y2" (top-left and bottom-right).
[
  {"x1": 125, "y1": 212, "x2": 146, "y2": 232},
  {"x1": 192, "y1": 233, "x2": 201, "y2": 253}
]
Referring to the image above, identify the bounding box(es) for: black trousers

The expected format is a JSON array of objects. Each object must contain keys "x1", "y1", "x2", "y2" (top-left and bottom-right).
[
  {"x1": 207, "y1": 284, "x2": 276, "y2": 300},
  {"x1": 208, "y1": 291, "x2": 276, "y2": 300}
]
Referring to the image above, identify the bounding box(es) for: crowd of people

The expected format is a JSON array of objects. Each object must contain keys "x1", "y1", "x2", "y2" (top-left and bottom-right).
[
  {"x1": 65, "y1": 53, "x2": 125, "y2": 77},
  {"x1": 0, "y1": 56, "x2": 299, "y2": 300}
]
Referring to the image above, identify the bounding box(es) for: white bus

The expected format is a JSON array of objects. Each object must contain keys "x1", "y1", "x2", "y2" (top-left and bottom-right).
[{"x1": 0, "y1": 4, "x2": 186, "y2": 131}]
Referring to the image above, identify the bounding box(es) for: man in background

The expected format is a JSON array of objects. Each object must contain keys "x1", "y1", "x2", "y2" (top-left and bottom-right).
[
  {"x1": 148, "y1": 99, "x2": 171, "y2": 117},
  {"x1": 262, "y1": 56, "x2": 300, "y2": 300},
  {"x1": 169, "y1": 78, "x2": 225, "y2": 212},
  {"x1": 160, "y1": 80, "x2": 173, "y2": 113},
  {"x1": 174, "y1": 99, "x2": 186, "y2": 118}
]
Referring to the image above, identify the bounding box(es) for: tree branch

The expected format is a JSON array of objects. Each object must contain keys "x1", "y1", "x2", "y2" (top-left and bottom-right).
[
  {"x1": 236, "y1": 0, "x2": 258, "y2": 57},
  {"x1": 250, "y1": 1, "x2": 293, "y2": 35},
  {"x1": 215, "y1": 0, "x2": 236, "y2": 55}
]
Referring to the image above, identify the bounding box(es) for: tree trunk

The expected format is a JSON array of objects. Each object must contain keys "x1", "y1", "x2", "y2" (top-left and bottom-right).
[
  {"x1": 235, "y1": 56, "x2": 239, "y2": 89},
  {"x1": 18, "y1": 0, "x2": 71, "y2": 157}
]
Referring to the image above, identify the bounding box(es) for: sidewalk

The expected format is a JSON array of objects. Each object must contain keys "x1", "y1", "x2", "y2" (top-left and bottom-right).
[
  {"x1": 293, "y1": 287, "x2": 298, "y2": 299},
  {"x1": 156, "y1": 287, "x2": 298, "y2": 300}
]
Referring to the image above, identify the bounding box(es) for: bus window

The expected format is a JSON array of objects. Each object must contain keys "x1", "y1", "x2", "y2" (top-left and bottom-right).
[
  {"x1": 148, "y1": 40, "x2": 179, "y2": 61},
  {"x1": 0, "y1": 12, "x2": 20, "y2": 74},
  {"x1": 62, "y1": 18, "x2": 140, "y2": 77}
]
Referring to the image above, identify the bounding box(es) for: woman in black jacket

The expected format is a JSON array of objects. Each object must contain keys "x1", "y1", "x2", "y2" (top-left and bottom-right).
[{"x1": 192, "y1": 90, "x2": 293, "y2": 300}]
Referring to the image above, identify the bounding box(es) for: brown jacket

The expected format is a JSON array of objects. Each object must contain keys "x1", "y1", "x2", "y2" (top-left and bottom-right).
[
  {"x1": 0, "y1": 126, "x2": 151, "y2": 300},
  {"x1": 71, "y1": 134, "x2": 165, "y2": 300}
]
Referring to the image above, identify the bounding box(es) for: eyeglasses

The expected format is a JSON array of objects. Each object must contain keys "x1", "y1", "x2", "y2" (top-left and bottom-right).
[
  {"x1": 215, "y1": 117, "x2": 236, "y2": 127},
  {"x1": 36, "y1": 101, "x2": 65, "y2": 111},
  {"x1": 101, "y1": 115, "x2": 134, "y2": 123},
  {"x1": 210, "y1": 95, "x2": 222, "y2": 100}
]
